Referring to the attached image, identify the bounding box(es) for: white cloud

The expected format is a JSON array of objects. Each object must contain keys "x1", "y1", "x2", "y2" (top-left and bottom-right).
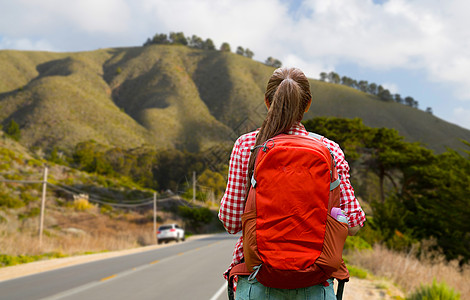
[
  {"x1": 382, "y1": 82, "x2": 399, "y2": 94},
  {"x1": 0, "y1": 0, "x2": 131, "y2": 38},
  {"x1": 0, "y1": 37, "x2": 56, "y2": 51},
  {"x1": 1, "y1": 0, "x2": 470, "y2": 127},
  {"x1": 282, "y1": 54, "x2": 333, "y2": 80}
]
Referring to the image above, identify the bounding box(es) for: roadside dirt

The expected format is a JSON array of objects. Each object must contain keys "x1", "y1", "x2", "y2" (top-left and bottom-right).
[{"x1": 340, "y1": 277, "x2": 404, "y2": 300}]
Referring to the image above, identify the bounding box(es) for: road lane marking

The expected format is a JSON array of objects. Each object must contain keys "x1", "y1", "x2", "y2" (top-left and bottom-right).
[
  {"x1": 100, "y1": 274, "x2": 117, "y2": 281},
  {"x1": 39, "y1": 239, "x2": 225, "y2": 300},
  {"x1": 209, "y1": 282, "x2": 227, "y2": 300}
]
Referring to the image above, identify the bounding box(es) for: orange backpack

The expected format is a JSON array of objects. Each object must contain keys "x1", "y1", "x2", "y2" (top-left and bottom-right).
[{"x1": 229, "y1": 133, "x2": 349, "y2": 290}]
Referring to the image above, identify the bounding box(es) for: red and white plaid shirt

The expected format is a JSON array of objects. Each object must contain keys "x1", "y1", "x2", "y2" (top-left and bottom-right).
[{"x1": 218, "y1": 122, "x2": 366, "y2": 278}]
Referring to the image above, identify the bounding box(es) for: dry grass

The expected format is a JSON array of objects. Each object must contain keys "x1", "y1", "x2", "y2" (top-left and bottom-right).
[
  {"x1": 0, "y1": 204, "x2": 172, "y2": 258},
  {"x1": 348, "y1": 244, "x2": 469, "y2": 299}
]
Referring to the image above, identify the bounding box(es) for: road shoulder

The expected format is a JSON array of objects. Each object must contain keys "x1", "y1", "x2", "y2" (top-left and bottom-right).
[{"x1": 0, "y1": 234, "x2": 213, "y2": 282}]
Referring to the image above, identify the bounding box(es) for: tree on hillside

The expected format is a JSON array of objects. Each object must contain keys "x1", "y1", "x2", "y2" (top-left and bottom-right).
[
  {"x1": 197, "y1": 169, "x2": 226, "y2": 200},
  {"x1": 236, "y1": 46, "x2": 244, "y2": 55},
  {"x1": 72, "y1": 141, "x2": 102, "y2": 173},
  {"x1": 394, "y1": 94, "x2": 403, "y2": 104},
  {"x1": 358, "y1": 80, "x2": 369, "y2": 93},
  {"x1": 341, "y1": 76, "x2": 355, "y2": 87},
  {"x1": 178, "y1": 206, "x2": 213, "y2": 233},
  {"x1": 404, "y1": 96, "x2": 415, "y2": 107},
  {"x1": 368, "y1": 83, "x2": 378, "y2": 95},
  {"x1": 169, "y1": 32, "x2": 188, "y2": 45},
  {"x1": 426, "y1": 107, "x2": 433, "y2": 114},
  {"x1": 378, "y1": 89, "x2": 393, "y2": 101},
  {"x1": 5, "y1": 120, "x2": 21, "y2": 141},
  {"x1": 143, "y1": 38, "x2": 152, "y2": 46},
  {"x1": 327, "y1": 72, "x2": 340, "y2": 84},
  {"x1": 203, "y1": 39, "x2": 215, "y2": 50},
  {"x1": 265, "y1": 57, "x2": 282, "y2": 68},
  {"x1": 220, "y1": 42, "x2": 231, "y2": 52},
  {"x1": 150, "y1": 33, "x2": 169, "y2": 45},
  {"x1": 188, "y1": 35, "x2": 204, "y2": 49},
  {"x1": 377, "y1": 85, "x2": 384, "y2": 96},
  {"x1": 319, "y1": 72, "x2": 327, "y2": 81},
  {"x1": 244, "y1": 48, "x2": 254, "y2": 59}
]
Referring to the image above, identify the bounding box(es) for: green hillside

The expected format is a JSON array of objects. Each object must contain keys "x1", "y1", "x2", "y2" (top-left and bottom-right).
[{"x1": 1, "y1": 45, "x2": 469, "y2": 153}]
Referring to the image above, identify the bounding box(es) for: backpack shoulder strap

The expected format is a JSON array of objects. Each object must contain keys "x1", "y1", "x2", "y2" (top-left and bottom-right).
[
  {"x1": 307, "y1": 132, "x2": 340, "y2": 191},
  {"x1": 308, "y1": 132, "x2": 323, "y2": 141}
]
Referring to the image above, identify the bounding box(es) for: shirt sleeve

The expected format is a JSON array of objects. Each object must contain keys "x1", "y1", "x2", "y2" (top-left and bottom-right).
[
  {"x1": 218, "y1": 137, "x2": 249, "y2": 234},
  {"x1": 322, "y1": 138, "x2": 366, "y2": 228}
]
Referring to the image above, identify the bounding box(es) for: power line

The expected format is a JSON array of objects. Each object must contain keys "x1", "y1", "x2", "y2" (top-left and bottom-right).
[
  {"x1": 51, "y1": 183, "x2": 154, "y2": 203},
  {"x1": 47, "y1": 183, "x2": 155, "y2": 208},
  {"x1": 1, "y1": 174, "x2": 195, "y2": 208}
]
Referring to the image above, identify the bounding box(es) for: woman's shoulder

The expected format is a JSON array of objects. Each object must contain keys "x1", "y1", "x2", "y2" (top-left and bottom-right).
[
  {"x1": 318, "y1": 135, "x2": 346, "y2": 162},
  {"x1": 320, "y1": 135, "x2": 341, "y2": 150},
  {"x1": 235, "y1": 130, "x2": 258, "y2": 148}
]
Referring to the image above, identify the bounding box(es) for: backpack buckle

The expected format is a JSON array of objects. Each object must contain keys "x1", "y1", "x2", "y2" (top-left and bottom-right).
[
  {"x1": 262, "y1": 139, "x2": 275, "y2": 152},
  {"x1": 248, "y1": 264, "x2": 262, "y2": 282},
  {"x1": 251, "y1": 175, "x2": 257, "y2": 188},
  {"x1": 250, "y1": 139, "x2": 275, "y2": 153}
]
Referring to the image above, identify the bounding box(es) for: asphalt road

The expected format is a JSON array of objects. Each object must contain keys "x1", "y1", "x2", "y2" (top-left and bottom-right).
[{"x1": 0, "y1": 233, "x2": 239, "y2": 300}]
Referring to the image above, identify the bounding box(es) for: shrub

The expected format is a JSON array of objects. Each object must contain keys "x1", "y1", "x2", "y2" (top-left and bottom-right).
[
  {"x1": 0, "y1": 252, "x2": 67, "y2": 268},
  {"x1": 0, "y1": 191, "x2": 24, "y2": 208},
  {"x1": 178, "y1": 205, "x2": 213, "y2": 233},
  {"x1": 18, "y1": 207, "x2": 40, "y2": 221},
  {"x1": 345, "y1": 235, "x2": 372, "y2": 251},
  {"x1": 0, "y1": 254, "x2": 35, "y2": 267},
  {"x1": 20, "y1": 191, "x2": 37, "y2": 204},
  {"x1": 4, "y1": 119, "x2": 21, "y2": 141},
  {"x1": 347, "y1": 265, "x2": 369, "y2": 279},
  {"x1": 100, "y1": 204, "x2": 113, "y2": 215},
  {"x1": 48, "y1": 147, "x2": 68, "y2": 165},
  {"x1": 73, "y1": 198, "x2": 94, "y2": 211},
  {"x1": 26, "y1": 159, "x2": 43, "y2": 167},
  {"x1": 407, "y1": 279, "x2": 460, "y2": 300}
]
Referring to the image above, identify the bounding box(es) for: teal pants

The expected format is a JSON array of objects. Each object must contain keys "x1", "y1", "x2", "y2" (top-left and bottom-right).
[{"x1": 236, "y1": 276, "x2": 336, "y2": 300}]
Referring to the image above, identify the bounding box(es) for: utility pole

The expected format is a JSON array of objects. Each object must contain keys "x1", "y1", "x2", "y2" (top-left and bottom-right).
[
  {"x1": 153, "y1": 192, "x2": 157, "y2": 244},
  {"x1": 39, "y1": 167, "x2": 48, "y2": 247},
  {"x1": 192, "y1": 171, "x2": 196, "y2": 203}
]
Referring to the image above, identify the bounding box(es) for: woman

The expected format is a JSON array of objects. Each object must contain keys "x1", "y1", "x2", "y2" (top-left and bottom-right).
[{"x1": 219, "y1": 67, "x2": 366, "y2": 299}]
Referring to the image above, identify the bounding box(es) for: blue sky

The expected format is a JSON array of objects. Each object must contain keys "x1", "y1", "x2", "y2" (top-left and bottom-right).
[{"x1": 1, "y1": 0, "x2": 469, "y2": 130}]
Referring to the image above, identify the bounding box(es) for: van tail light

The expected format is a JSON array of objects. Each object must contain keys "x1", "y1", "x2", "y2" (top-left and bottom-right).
[
  {"x1": 170, "y1": 229, "x2": 176, "y2": 232},
  {"x1": 157, "y1": 231, "x2": 161, "y2": 234}
]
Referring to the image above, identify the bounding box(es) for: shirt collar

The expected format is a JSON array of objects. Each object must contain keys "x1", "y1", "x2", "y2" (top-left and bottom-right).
[{"x1": 285, "y1": 122, "x2": 308, "y2": 136}]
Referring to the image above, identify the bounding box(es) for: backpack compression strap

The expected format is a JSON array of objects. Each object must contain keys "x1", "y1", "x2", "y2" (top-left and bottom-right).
[{"x1": 227, "y1": 263, "x2": 251, "y2": 300}]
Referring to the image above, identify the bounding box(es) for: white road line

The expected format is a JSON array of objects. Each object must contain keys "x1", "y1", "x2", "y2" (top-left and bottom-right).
[
  {"x1": 209, "y1": 282, "x2": 227, "y2": 300},
  {"x1": 39, "y1": 241, "x2": 222, "y2": 300}
]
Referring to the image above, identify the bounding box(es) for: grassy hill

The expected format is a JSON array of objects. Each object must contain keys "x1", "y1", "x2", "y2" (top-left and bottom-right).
[{"x1": 1, "y1": 45, "x2": 469, "y2": 153}]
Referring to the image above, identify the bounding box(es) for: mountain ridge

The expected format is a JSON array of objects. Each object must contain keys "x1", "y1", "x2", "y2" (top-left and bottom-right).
[{"x1": 1, "y1": 45, "x2": 469, "y2": 154}]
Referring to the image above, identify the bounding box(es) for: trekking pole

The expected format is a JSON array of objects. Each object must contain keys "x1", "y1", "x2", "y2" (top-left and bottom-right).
[
  {"x1": 336, "y1": 279, "x2": 346, "y2": 300},
  {"x1": 227, "y1": 277, "x2": 235, "y2": 300}
]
